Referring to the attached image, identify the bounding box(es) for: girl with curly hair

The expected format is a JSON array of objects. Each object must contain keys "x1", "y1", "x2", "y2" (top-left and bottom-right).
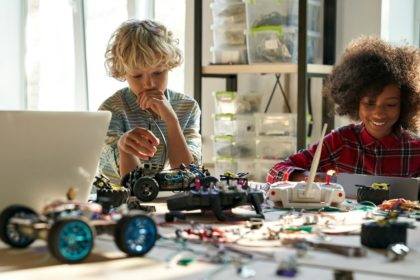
[
  {"x1": 267, "y1": 36, "x2": 420, "y2": 183},
  {"x1": 98, "y1": 19, "x2": 201, "y2": 185}
]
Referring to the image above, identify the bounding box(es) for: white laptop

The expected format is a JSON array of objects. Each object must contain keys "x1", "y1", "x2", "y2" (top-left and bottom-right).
[
  {"x1": 0, "y1": 111, "x2": 111, "y2": 213},
  {"x1": 336, "y1": 173, "x2": 420, "y2": 200}
]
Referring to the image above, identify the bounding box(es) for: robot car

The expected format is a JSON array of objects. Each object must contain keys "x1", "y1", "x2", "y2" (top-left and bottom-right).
[{"x1": 0, "y1": 188, "x2": 158, "y2": 263}]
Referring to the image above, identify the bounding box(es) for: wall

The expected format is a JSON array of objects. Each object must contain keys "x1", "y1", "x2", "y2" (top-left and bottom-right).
[
  {"x1": 0, "y1": 0, "x2": 25, "y2": 109},
  {"x1": 335, "y1": 0, "x2": 382, "y2": 58},
  {"x1": 382, "y1": 0, "x2": 415, "y2": 45}
]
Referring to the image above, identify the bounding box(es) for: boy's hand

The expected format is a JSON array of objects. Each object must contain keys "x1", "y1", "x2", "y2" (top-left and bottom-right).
[
  {"x1": 118, "y1": 127, "x2": 160, "y2": 160},
  {"x1": 137, "y1": 89, "x2": 177, "y2": 122}
]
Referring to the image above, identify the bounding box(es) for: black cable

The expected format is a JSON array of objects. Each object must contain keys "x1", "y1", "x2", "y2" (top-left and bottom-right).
[{"x1": 264, "y1": 74, "x2": 292, "y2": 113}]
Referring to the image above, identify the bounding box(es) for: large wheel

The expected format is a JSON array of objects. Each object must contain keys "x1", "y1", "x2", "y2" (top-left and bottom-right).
[
  {"x1": 48, "y1": 217, "x2": 95, "y2": 263},
  {"x1": 114, "y1": 214, "x2": 157, "y2": 256},
  {"x1": 0, "y1": 205, "x2": 37, "y2": 248},
  {"x1": 133, "y1": 177, "x2": 159, "y2": 202}
]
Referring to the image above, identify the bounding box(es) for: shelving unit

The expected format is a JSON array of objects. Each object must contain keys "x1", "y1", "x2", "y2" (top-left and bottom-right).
[
  {"x1": 193, "y1": 0, "x2": 337, "y2": 150},
  {"x1": 202, "y1": 64, "x2": 332, "y2": 75}
]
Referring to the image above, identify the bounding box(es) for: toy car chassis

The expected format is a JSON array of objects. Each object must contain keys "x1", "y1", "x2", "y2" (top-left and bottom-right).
[
  {"x1": 166, "y1": 188, "x2": 265, "y2": 221},
  {"x1": 0, "y1": 203, "x2": 158, "y2": 263},
  {"x1": 122, "y1": 163, "x2": 219, "y2": 202}
]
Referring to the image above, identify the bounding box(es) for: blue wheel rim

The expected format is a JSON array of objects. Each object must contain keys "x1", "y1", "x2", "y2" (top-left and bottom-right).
[
  {"x1": 124, "y1": 216, "x2": 156, "y2": 255},
  {"x1": 58, "y1": 220, "x2": 93, "y2": 261}
]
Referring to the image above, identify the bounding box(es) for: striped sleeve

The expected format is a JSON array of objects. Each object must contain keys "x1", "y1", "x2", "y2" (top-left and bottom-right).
[
  {"x1": 97, "y1": 98, "x2": 124, "y2": 185},
  {"x1": 169, "y1": 91, "x2": 202, "y2": 164},
  {"x1": 184, "y1": 101, "x2": 202, "y2": 164}
]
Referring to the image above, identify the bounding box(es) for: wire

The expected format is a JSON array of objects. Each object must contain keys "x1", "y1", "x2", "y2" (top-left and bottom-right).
[{"x1": 145, "y1": 111, "x2": 168, "y2": 165}]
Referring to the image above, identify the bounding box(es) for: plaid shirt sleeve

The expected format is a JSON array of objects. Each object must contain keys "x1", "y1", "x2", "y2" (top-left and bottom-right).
[
  {"x1": 266, "y1": 124, "x2": 420, "y2": 183},
  {"x1": 266, "y1": 129, "x2": 344, "y2": 184}
]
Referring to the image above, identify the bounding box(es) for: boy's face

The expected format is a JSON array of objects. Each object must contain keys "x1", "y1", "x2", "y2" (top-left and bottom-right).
[
  {"x1": 125, "y1": 65, "x2": 168, "y2": 96},
  {"x1": 359, "y1": 84, "x2": 401, "y2": 139}
]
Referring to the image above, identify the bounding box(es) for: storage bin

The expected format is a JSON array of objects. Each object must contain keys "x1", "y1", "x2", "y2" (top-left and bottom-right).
[
  {"x1": 211, "y1": 1, "x2": 246, "y2": 26},
  {"x1": 255, "y1": 113, "x2": 297, "y2": 136},
  {"x1": 213, "y1": 113, "x2": 255, "y2": 136},
  {"x1": 246, "y1": 26, "x2": 321, "y2": 63},
  {"x1": 212, "y1": 135, "x2": 256, "y2": 159},
  {"x1": 256, "y1": 136, "x2": 296, "y2": 160},
  {"x1": 245, "y1": 0, "x2": 291, "y2": 29},
  {"x1": 288, "y1": 0, "x2": 322, "y2": 32},
  {"x1": 211, "y1": 23, "x2": 247, "y2": 47},
  {"x1": 246, "y1": 25, "x2": 296, "y2": 63},
  {"x1": 306, "y1": 30, "x2": 322, "y2": 63},
  {"x1": 213, "y1": 91, "x2": 262, "y2": 114},
  {"x1": 211, "y1": 45, "x2": 248, "y2": 64}
]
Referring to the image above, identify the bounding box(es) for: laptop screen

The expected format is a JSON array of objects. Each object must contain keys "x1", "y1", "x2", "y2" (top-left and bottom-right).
[
  {"x1": 0, "y1": 111, "x2": 111, "y2": 213},
  {"x1": 336, "y1": 173, "x2": 420, "y2": 200}
]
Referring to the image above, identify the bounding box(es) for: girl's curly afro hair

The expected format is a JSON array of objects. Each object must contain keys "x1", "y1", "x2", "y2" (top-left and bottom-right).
[{"x1": 323, "y1": 36, "x2": 420, "y2": 134}]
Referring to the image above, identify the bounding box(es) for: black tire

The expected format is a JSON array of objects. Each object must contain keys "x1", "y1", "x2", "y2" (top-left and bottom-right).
[
  {"x1": 97, "y1": 188, "x2": 130, "y2": 208},
  {"x1": 200, "y1": 176, "x2": 219, "y2": 188},
  {"x1": 48, "y1": 217, "x2": 95, "y2": 263},
  {"x1": 361, "y1": 222, "x2": 408, "y2": 249},
  {"x1": 114, "y1": 214, "x2": 157, "y2": 256},
  {"x1": 357, "y1": 188, "x2": 389, "y2": 205},
  {"x1": 133, "y1": 177, "x2": 159, "y2": 202},
  {"x1": 0, "y1": 205, "x2": 37, "y2": 248}
]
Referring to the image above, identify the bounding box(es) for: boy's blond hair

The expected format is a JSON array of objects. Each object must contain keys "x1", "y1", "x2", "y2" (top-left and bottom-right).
[{"x1": 105, "y1": 19, "x2": 183, "y2": 81}]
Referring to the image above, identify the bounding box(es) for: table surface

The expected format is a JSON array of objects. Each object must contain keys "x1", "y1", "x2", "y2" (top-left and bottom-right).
[{"x1": 1, "y1": 194, "x2": 419, "y2": 280}]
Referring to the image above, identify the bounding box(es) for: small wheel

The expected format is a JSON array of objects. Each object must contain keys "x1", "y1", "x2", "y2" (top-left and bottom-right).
[
  {"x1": 97, "y1": 188, "x2": 130, "y2": 208},
  {"x1": 133, "y1": 177, "x2": 159, "y2": 202},
  {"x1": 0, "y1": 205, "x2": 37, "y2": 248},
  {"x1": 114, "y1": 214, "x2": 157, "y2": 256},
  {"x1": 48, "y1": 217, "x2": 95, "y2": 263}
]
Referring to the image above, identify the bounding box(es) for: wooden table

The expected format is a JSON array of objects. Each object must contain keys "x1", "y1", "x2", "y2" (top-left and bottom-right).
[{"x1": 0, "y1": 196, "x2": 419, "y2": 280}]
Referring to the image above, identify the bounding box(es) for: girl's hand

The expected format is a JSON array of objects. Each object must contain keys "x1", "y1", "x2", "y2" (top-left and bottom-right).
[
  {"x1": 289, "y1": 171, "x2": 326, "y2": 182},
  {"x1": 117, "y1": 127, "x2": 160, "y2": 160}
]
